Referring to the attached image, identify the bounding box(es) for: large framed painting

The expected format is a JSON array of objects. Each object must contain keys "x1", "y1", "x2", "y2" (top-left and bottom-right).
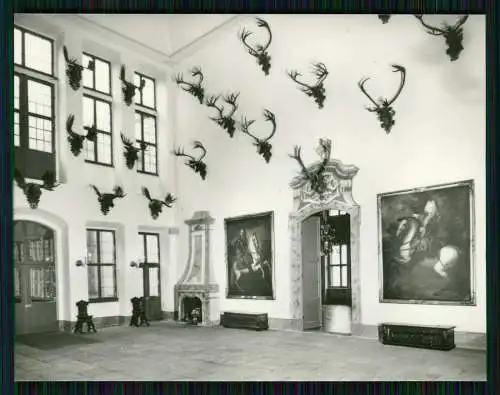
[
  {"x1": 225, "y1": 211, "x2": 274, "y2": 299},
  {"x1": 377, "y1": 180, "x2": 475, "y2": 305}
]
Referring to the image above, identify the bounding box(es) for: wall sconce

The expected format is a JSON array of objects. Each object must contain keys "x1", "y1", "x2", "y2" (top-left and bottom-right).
[
  {"x1": 75, "y1": 252, "x2": 92, "y2": 267},
  {"x1": 130, "y1": 260, "x2": 144, "y2": 269}
]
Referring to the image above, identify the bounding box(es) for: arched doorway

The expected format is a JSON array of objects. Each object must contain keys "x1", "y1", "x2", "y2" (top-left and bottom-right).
[
  {"x1": 289, "y1": 139, "x2": 361, "y2": 333},
  {"x1": 14, "y1": 220, "x2": 58, "y2": 335}
]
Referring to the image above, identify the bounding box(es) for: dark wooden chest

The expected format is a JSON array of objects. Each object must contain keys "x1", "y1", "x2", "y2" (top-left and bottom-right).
[
  {"x1": 220, "y1": 312, "x2": 269, "y2": 331},
  {"x1": 378, "y1": 322, "x2": 456, "y2": 351}
]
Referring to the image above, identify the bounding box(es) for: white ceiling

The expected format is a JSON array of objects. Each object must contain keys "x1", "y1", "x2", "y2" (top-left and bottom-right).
[{"x1": 78, "y1": 14, "x2": 238, "y2": 58}]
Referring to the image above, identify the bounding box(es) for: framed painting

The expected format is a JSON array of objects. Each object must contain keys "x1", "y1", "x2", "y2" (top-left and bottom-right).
[
  {"x1": 377, "y1": 180, "x2": 475, "y2": 305},
  {"x1": 225, "y1": 211, "x2": 275, "y2": 299}
]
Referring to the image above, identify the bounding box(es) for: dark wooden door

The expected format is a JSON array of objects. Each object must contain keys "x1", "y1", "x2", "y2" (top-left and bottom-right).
[
  {"x1": 140, "y1": 233, "x2": 162, "y2": 321},
  {"x1": 302, "y1": 215, "x2": 322, "y2": 330},
  {"x1": 14, "y1": 221, "x2": 58, "y2": 335}
]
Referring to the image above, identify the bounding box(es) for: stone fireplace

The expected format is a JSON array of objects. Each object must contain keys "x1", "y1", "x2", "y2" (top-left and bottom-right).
[{"x1": 174, "y1": 211, "x2": 219, "y2": 325}]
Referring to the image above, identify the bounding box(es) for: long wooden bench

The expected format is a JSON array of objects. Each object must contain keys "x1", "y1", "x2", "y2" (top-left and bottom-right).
[
  {"x1": 220, "y1": 312, "x2": 269, "y2": 331},
  {"x1": 378, "y1": 322, "x2": 456, "y2": 351}
]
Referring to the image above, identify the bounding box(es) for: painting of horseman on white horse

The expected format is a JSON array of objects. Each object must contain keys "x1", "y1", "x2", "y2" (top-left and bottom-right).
[{"x1": 378, "y1": 180, "x2": 474, "y2": 305}]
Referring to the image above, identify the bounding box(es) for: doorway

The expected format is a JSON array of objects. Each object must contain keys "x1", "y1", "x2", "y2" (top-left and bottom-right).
[
  {"x1": 139, "y1": 232, "x2": 162, "y2": 321},
  {"x1": 14, "y1": 220, "x2": 58, "y2": 335}
]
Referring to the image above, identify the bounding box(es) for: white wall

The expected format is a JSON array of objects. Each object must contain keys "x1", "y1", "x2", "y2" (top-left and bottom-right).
[{"x1": 173, "y1": 15, "x2": 486, "y2": 332}]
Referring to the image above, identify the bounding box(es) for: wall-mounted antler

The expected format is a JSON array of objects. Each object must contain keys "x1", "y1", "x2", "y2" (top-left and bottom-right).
[
  {"x1": 121, "y1": 133, "x2": 147, "y2": 170},
  {"x1": 287, "y1": 62, "x2": 329, "y2": 109},
  {"x1": 239, "y1": 109, "x2": 277, "y2": 163},
  {"x1": 358, "y1": 64, "x2": 406, "y2": 134},
  {"x1": 90, "y1": 184, "x2": 126, "y2": 215},
  {"x1": 415, "y1": 15, "x2": 469, "y2": 61},
  {"x1": 14, "y1": 169, "x2": 60, "y2": 209},
  {"x1": 288, "y1": 140, "x2": 331, "y2": 197},
  {"x1": 378, "y1": 14, "x2": 391, "y2": 24},
  {"x1": 120, "y1": 65, "x2": 146, "y2": 106},
  {"x1": 205, "y1": 93, "x2": 240, "y2": 138},
  {"x1": 173, "y1": 141, "x2": 208, "y2": 180},
  {"x1": 142, "y1": 187, "x2": 176, "y2": 220},
  {"x1": 175, "y1": 67, "x2": 205, "y2": 104},
  {"x1": 66, "y1": 114, "x2": 97, "y2": 157},
  {"x1": 63, "y1": 46, "x2": 95, "y2": 91},
  {"x1": 239, "y1": 18, "x2": 273, "y2": 75}
]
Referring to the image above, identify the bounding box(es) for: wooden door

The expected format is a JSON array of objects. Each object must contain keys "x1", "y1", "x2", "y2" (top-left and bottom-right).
[
  {"x1": 140, "y1": 233, "x2": 162, "y2": 321},
  {"x1": 301, "y1": 215, "x2": 322, "y2": 330},
  {"x1": 14, "y1": 221, "x2": 58, "y2": 335}
]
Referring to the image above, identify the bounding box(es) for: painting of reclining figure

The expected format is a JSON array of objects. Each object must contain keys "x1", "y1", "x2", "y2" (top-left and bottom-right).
[
  {"x1": 378, "y1": 180, "x2": 475, "y2": 305},
  {"x1": 225, "y1": 211, "x2": 274, "y2": 299}
]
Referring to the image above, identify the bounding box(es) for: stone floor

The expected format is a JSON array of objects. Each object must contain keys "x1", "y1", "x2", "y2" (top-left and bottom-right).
[{"x1": 15, "y1": 321, "x2": 486, "y2": 381}]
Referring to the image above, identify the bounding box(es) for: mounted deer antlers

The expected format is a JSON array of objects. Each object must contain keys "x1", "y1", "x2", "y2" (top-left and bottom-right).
[
  {"x1": 14, "y1": 169, "x2": 60, "y2": 209},
  {"x1": 378, "y1": 15, "x2": 391, "y2": 24},
  {"x1": 142, "y1": 187, "x2": 176, "y2": 220},
  {"x1": 173, "y1": 141, "x2": 208, "y2": 180},
  {"x1": 239, "y1": 109, "x2": 277, "y2": 163},
  {"x1": 239, "y1": 18, "x2": 273, "y2": 75},
  {"x1": 175, "y1": 67, "x2": 205, "y2": 104},
  {"x1": 121, "y1": 133, "x2": 147, "y2": 170},
  {"x1": 90, "y1": 185, "x2": 126, "y2": 215},
  {"x1": 287, "y1": 62, "x2": 329, "y2": 109},
  {"x1": 415, "y1": 15, "x2": 469, "y2": 61},
  {"x1": 63, "y1": 46, "x2": 94, "y2": 91},
  {"x1": 120, "y1": 65, "x2": 146, "y2": 106},
  {"x1": 288, "y1": 140, "x2": 331, "y2": 197},
  {"x1": 358, "y1": 64, "x2": 407, "y2": 134},
  {"x1": 66, "y1": 114, "x2": 97, "y2": 157},
  {"x1": 205, "y1": 93, "x2": 240, "y2": 138}
]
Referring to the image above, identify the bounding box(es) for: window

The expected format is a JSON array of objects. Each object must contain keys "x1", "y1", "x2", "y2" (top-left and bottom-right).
[
  {"x1": 86, "y1": 229, "x2": 117, "y2": 302},
  {"x1": 82, "y1": 53, "x2": 111, "y2": 95},
  {"x1": 139, "y1": 233, "x2": 160, "y2": 297},
  {"x1": 14, "y1": 26, "x2": 56, "y2": 180},
  {"x1": 83, "y1": 95, "x2": 113, "y2": 165},
  {"x1": 134, "y1": 72, "x2": 158, "y2": 175}
]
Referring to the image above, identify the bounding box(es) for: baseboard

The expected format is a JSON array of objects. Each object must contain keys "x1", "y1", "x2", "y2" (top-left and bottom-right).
[{"x1": 58, "y1": 315, "x2": 127, "y2": 332}]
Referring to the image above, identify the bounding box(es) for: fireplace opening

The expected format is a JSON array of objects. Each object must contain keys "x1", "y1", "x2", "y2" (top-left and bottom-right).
[{"x1": 182, "y1": 296, "x2": 202, "y2": 322}]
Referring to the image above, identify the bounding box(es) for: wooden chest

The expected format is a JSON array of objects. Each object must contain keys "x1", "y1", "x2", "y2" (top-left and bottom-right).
[
  {"x1": 378, "y1": 322, "x2": 456, "y2": 351},
  {"x1": 220, "y1": 312, "x2": 269, "y2": 331}
]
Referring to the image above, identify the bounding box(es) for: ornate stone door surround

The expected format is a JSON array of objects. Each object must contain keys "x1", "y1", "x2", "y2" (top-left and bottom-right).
[{"x1": 289, "y1": 140, "x2": 361, "y2": 331}]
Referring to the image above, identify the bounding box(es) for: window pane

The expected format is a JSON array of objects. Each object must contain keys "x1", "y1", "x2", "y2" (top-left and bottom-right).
[
  {"x1": 14, "y1": 28, "x2": 22, "y2": 65},
  {"x1": 146, "y1": 235, "x2": 159, "y2": 263},
  {"x1": 24, "y1": 32, "x2": 52, "y2": 75},
  {"x1": 14, "y1": 111, "x2": 20, "y2": 147},
  {"x1": 28, "y1": 115, "x2": 52, "y2": 153},
  {"x1": 82, "y1": 54, "x2": 94, "y2": 89},
  {"x1": 100, "y1": 266, "x2": 116, "y2": 298},
  {"x1": 330, "y1": 245, "x2": 340, "y2": 265},
  {"x1": 142, "y1": 77, "x2": 155, "y2": 108},
  {"x1": 83, "y1": 96, "x2": 94, "y2": 128},
  {"x1": 341, "y1": 266, "x2": 348, "y2": 287},
  {"x1": 14, "y1": 75, "x2": 19, "y2": 109},
  {"x1": 341, "y1": 245, "x2": 348, "y2": 265},
  {"x1": 86, "y1": 230, "x2": 98, "y2": 263},
  {"x1": 149, "y1": 267, "x2": 159, "y2": 297},
  {"x1": 30, "y1": 267, "x2": 56, "y2": 301},
  {"x1": 138, "y1": 234, "x2": 145, "y2": 261},
  {"x1": 15, "y1": 268, "x2": 21, "y2": 300},
  {"x1": 137, "y1": 149, "x2": 144, "y2": 172},
  {"x1": 95, "y1": 100, "x2": 111, "y2": 132},
  {"x1": 330, "y1": 266, "x2": 341, "y2": 287},
  {"x1": 84, "y1": 139, "x2": 95, "y2": 161},
  {"x1": 96, "y1": 133, "x2": 112, "y2": 164},
  {"x1": 88, "y1": 265, "x2": 99, "y2": 299},
  {"x1": 99, "y1": 231, "x2": 114, "y2": 263},
  {"x1": 143, "y1": 116, "x2": 156, "y2": 143},
  {"x1": 28, "y1": 80, "x2": 52, "y2": 117},
  {"x1": 95, "y1": 59, "x2": 110, "y2": 94},
  {"x1": 134, "y1": 74, "x2": 142, "y2": 104},
  {"x1": 144, "y1": 146, "x2": 157, "y2": 174},
  {"x1": 135, "y1": 113, "x2": 142, "y2": 140}
]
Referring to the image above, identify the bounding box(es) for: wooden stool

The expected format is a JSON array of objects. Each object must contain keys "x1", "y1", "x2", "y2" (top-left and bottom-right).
[
  {"x1": 73, "y1": 300, "x2": 97, "y2": 333},
  {"x1": 130, "y1": 297, "x2": 150, "y2": 327}
]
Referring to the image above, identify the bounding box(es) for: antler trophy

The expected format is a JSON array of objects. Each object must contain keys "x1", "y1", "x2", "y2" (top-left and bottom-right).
[
  {"x1": 415, "y1": 15, "x2": 469, "y2": 61},
  {"x1": 358, "y1": 64, "x2": 406, "y2": 134},
  {"x1": 142, "y1": 187, "x2": 176, "y2": 220},
  {"x1": 175, "y1": 67, "x2": 205, "y2": 104},
  {"x1": 287, "y1": 62, "x2": 329, "y2": 109},
  {"x1": 239, "y1": 109, "x2": 277, "y2": 163},
  {"x1": 239, "y1": 17, "x2": 273, "y2": 75},
  {"x1": 66, "y1": 114, "x2": 97, "y2": 157},
  {"x1": 120, "y1": 65, "x2": 146, "y2": 106},
  {"x1": 205, "y1": 93, "x2": 240, "y2": 138},
  {"x1": 63, "y1": 46, "x2": 95, "y2": 91},
  {"x1": 14, "y1": 169, "x2": 60, "y2": 209},
  {"x1": 173, "y1": 141, "x2": 208, "y2": 180}
]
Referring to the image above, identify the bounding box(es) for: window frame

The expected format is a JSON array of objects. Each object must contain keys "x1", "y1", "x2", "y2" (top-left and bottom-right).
[
  {"x1": 82, "y1": 52, "x2": 112, "y2": 96},
  {"x1": 14, "y1": 25, "x2": 55, "y2": 78},
  {"x1": 86, "y1": 228, "x2": 118, "y2": 303},
  {"x1": 135, "y1": 110, "x2": 159, "y2": 176},
  {"x1": 139, "y1": 232, "x2": 161, "y2": 298},
  {"x1": 83, "y1": 94, "x2": 114, "y2": 167},
  {"x1": 134, "y1": 71, "x2": 157, "y2": 110}
]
